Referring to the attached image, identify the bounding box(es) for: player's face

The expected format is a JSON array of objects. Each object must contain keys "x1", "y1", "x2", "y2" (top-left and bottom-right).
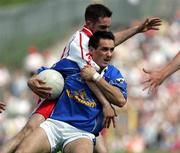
[
  {"x1": 91, "y1": 39, "x2": 114, "y2": 69},
  {"x1": 91, "y1": 17, "x2": 112, "y2": 33}
]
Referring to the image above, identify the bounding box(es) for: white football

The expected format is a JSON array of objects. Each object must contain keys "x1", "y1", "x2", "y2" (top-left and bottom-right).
[{"x1": 38, "y1": 69, "x2": 64, "y2": 100}]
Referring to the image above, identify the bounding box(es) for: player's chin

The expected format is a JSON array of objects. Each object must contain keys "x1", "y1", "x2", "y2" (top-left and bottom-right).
[
  {"x1": 101, "y1": 62, "x2": 109, "y2": 68},
  {"x1": 104, "y1": 60, "x2": 110, "y2": 65}
]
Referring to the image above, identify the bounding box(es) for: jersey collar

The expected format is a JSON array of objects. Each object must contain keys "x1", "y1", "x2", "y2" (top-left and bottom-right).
[
  {"x1": 81, "y1": 25, "x2": 93, "y2": 37},
  {"x1": 100, "y1": 66, "x2": 108, "y2": 77}
]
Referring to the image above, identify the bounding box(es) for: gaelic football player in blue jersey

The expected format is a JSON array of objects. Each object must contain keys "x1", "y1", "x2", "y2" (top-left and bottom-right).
[{"x1": 15, "y1": 31, "x2": 127, "y2": 153}]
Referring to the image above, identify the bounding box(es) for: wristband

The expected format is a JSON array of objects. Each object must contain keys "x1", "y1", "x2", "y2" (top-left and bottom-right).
[{"x1": 92, "y1": 72, "x2": 101, "y2": 82}]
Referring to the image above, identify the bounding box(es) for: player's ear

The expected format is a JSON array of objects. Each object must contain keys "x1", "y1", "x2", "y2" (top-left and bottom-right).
[
  {"x1": 86, "y1": 20, "x2": 93, "y2": 29},
  {"x1": 89, "y1": 46, "x2": 93, "y2": 56}
]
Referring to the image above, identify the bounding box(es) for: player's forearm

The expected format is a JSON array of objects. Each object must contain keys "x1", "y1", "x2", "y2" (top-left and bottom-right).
[
  {"x1": 80, "y1": 66, "x2": 127, "y2": 107},
  {"x1": 95, "y1": 78, "x2": 126, "y2": 107},
  {"x1": 167, "y1": 51, "x2": 180, "y2": 73},
  {"x1": 161, "y1": 51, "x2": 180, "y2": 82},
  {"x1": 114, "y1": 26, "x2": 139, "y2": 46},
  {"x1": 86, "y1": 81, "x2": 111, "y2": 107}
]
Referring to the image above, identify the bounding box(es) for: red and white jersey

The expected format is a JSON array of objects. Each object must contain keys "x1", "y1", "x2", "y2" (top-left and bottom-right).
[{"x1": 61, "y1": 25, "x2": 100, "y2": 70}]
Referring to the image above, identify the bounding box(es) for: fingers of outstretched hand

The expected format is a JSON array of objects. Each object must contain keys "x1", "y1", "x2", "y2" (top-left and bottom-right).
[
  {"x1": 0, "y1": 102, "x2": 6, "y2": 113},
  {"x1": 142, "y1": 68, "x2": 151, "y2": 74},
  {"x1": 148, "y1": 18, "x2": 162, "y2": 24},
  {"x1": 142, "y1": 78, "x2": 151, "y2": 85},
  {"x1": 142, "y1": 78, "x2": 157, "y2": 91},
  {"x1": 148, "y1": 84, "x2": 159, "y2": 96},
  {"x1": 0, "y1": 105, "x2": 6, "y2": 110},
  {"x1": 142, "y1": 18, "x2": 162, "y2": 31},
  {"x1": 0, "y1": 102, "x2": 6, "y2": 107},
  {"x1": 142, "y1": 83, "x2": 151, "y2": 91}
]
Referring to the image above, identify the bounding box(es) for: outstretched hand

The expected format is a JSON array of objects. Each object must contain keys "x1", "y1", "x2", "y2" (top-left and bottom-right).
[
  {"x1": 0, "y1": 101, "x2": 6, "y2": 113},
  {"x1": 138, "y1": 17, "x2": 162, "y2": 33},
  {"x1": 142, "y1": 68, "x2": 164, "y2": 95}
]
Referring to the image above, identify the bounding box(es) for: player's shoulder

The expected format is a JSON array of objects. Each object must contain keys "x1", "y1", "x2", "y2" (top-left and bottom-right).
[
  {"x1": 107, "y1": 64, "x2": 120, "y2": 72},
  {"x1": 106, "y1": 64, "x2": 124, "y2": 77},
  {"x1": 52, "y1": 58, "x2": 79, "y2": 70},
  {"x1": 70, "y1": 29, "x2": 89, "y2": 43}
]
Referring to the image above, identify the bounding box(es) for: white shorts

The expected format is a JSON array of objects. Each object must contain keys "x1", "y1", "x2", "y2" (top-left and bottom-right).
[{"x1": 40, "y1": 118, "x2": 95, "y2": 153}]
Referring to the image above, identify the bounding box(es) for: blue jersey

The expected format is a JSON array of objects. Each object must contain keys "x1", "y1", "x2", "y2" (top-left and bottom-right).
[{"x1": 39, "y1": 59, "x2": 127, "y2": 136}]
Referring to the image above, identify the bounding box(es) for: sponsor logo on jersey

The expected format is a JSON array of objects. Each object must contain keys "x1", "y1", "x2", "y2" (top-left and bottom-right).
[{"x1": 66, "y1": 89, "x2": 96, "y2": 108}]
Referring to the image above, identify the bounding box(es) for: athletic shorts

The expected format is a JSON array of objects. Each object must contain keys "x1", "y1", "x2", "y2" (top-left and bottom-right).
[
  {"x1": 40, "y1": 118, "x2": 95, "y2": 152},
  {"x1": 31, "y1": 98, "x2": 57, "y2": 119}
]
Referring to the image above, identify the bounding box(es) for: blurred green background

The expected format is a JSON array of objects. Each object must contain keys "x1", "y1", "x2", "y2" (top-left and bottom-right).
[{"x1": 0, "y1": 0, "x2": 179, "y2": 69}]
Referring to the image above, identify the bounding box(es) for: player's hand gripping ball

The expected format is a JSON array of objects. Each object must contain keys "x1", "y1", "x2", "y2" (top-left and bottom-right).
[{"x1": 38, "y1": 69, "x2": 64, "y2": 100}]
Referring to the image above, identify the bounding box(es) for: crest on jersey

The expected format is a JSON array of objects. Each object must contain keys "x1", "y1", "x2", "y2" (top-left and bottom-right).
[{"x1": 115, "y1": 78, "x2": 125, "y2": 83}]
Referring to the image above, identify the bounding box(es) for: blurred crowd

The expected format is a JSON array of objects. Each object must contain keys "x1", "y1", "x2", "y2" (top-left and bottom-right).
[
  {"x1": 0, "y1": 13, "x2": 180, "y2": 153},
  {"x1": 0, "y1": 46, "x2": 59, "y2": 146},
  {"x1": 109, "y1": 11, "x2": 180, "y2": 153}
]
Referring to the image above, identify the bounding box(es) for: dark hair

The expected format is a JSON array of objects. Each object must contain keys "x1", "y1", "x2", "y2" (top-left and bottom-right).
[
  {"x1": 85, "y1": 4, "x2": 112, "y2": 23},
  {"x1": 88, "y1": 31, "x2": 115, "y2": 49}
]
